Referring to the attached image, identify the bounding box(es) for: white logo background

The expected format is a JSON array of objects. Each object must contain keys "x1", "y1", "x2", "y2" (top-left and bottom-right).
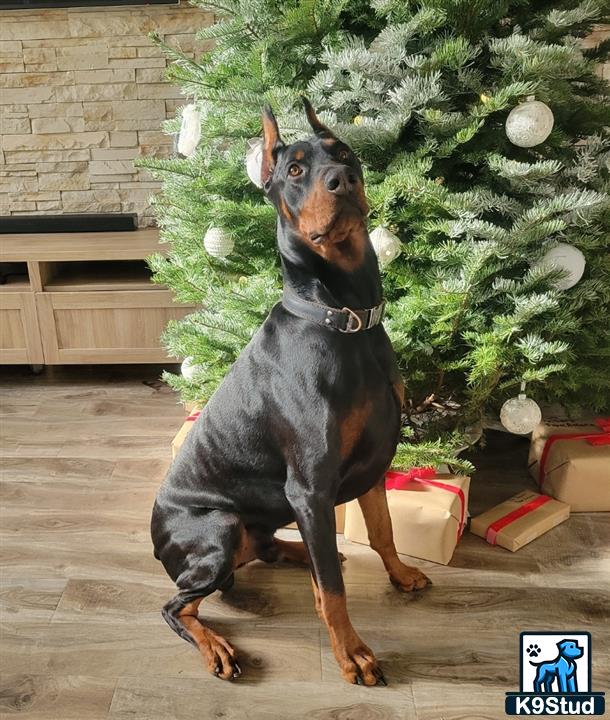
[{"x1": 521, "y1": 632, "x2": 590, "y2": 693}]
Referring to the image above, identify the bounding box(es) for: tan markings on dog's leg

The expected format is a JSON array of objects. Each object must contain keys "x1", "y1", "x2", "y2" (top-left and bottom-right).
[
  {"x1": 340, "y1": 400, "x2": 372, "y2": 460},
  {"x1": 274, "y1": 538, "x2": 346, "y2": 566},
  {"x1": 273, "y1": 538, "x2": 310, "y2": 565},
  {"x1": 358, "y1": 481, "x2": 430, "y2": 592},
  {"x1": 177, "y1": 599, "x2": 240, "y2": 680},
  {"x1": 310, "y1": 574, "x2": 323, "y2": 619},
  {"x1": 318, "y1": 589, "x2": 384, "y2": 686}
]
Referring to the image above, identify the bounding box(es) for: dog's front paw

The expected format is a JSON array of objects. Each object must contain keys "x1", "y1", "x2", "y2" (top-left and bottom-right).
[
  {"x1": 389, "y1": 563, "x2": 430, "y2": 592},
  {"x1": 336, "y1": 641, "x2": 387, "y2": 687}
]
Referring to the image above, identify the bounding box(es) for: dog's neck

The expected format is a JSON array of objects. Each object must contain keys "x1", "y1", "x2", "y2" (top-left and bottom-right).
[{"x1": 278, "y1": 225, "x2": 383, "y2": 310}]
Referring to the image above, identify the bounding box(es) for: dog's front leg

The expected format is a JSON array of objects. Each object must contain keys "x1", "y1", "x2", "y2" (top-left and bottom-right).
[
  {"x1": 286, "y1": 472, "x2": 386, "y2": 687},
  {"x1": 358, "y1": 479, "x2": 430, "y2": 592}
]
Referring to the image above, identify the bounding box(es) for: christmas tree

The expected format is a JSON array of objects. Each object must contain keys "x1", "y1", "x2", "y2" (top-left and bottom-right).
[{"x1": 139, "y1": 0, "x2": 610, "y2": 472}]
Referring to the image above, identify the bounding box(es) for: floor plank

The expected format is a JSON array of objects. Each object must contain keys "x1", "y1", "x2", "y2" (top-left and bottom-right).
[{"x1": 0, "y1": 674, "x2": 116, "y2": 720}]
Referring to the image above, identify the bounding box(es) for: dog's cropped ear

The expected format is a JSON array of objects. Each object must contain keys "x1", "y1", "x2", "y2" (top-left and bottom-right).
[
  {"x1": 302, "y1": 96, "x2": 336, "y2": 139},
  {"x1": 261, "y1": 105, "x2": 284, "y2": 189}
]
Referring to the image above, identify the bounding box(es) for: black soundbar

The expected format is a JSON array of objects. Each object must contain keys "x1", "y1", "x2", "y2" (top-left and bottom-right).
[{"x1": 0, "y1": 213, "x2": 139, "y2": 233}]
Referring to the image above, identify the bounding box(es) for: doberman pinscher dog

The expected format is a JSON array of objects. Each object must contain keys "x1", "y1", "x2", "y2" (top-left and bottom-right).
[{"x1": 151, "y1": 98, "x2": 430, "y2": 687}]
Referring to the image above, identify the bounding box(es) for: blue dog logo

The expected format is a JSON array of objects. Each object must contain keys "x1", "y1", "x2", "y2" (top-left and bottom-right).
[
  {"x1": 505, "y1": 631, "x2": 605, "y2": 715},
  {"x1": 529, "y1": 639, "x2": 583, "y2": 693}
]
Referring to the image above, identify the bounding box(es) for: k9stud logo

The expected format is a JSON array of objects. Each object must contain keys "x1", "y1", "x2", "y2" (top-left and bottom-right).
[{"x1": 505, "y1": 632, "x2": 605, "y2": 715}]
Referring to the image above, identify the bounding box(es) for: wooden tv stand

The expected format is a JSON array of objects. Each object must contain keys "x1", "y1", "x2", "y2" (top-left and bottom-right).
[{"x1": 0, "y1": 228, "x2": 195, "y2": 365}]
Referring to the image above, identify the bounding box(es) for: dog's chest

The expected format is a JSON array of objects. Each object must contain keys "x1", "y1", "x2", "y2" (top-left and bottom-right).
[{"x1": 336, "y1": 383, "x2": 401, "y2": 502}]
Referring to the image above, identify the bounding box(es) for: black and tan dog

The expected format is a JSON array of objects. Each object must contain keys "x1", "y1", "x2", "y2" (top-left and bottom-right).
[{"x1": 151, "y1": 99, "x2": 430, "y2": 687}]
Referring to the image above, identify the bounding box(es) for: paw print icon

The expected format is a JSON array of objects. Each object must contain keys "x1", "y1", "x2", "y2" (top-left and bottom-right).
[{"x1": 527, "y1": 643, "x2": 541, "y2": 657}]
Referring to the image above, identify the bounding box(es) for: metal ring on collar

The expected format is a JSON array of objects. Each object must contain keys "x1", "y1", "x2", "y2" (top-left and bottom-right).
[{"x1": 339, "y1": 307, "x2": 363, "y2": 333}]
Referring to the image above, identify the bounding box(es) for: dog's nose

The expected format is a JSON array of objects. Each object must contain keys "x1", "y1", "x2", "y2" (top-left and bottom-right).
[{"x1": 325, "y1": 167, "x2": 357, "y2": 195}]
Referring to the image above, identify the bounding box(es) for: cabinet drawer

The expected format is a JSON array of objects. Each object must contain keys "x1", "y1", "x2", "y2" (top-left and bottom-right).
[
  {"x1": 36, "y1": 290, "x2": 195, "y2": 364},
  {"x1": 0, "y1": 292, "x2": 44, "y2": 364}
]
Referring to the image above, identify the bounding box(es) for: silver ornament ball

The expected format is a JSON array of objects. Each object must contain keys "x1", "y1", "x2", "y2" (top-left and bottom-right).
[
  {"x1": 500, "y1": 393, "x2": 542, "y2": 435},
  {"x1": 203, "y1": 226, "x2": 234, "y2": 258},
  {"x1": 181, "y1": 356, "x2": 201, "y2": 381},
  {"x1": 177, "y1": 104, "x2": 201, "y2": 158},
  {"x1": 369, "y1": 226, "x2": 401, "y2": 267},
  {"x1": 535, "y1": 242, "x2": 585, "y2": 291},
  {"x1": 245, "y1": 138, "x2": 264, "y2": 188},
  {"x1": 505, "y1": 98, "x2": 554, "y2": 148}
]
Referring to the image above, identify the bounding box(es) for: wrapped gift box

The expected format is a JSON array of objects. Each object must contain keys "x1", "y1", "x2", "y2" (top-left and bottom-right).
[
  {"x1": 171, "y1": 409, "x2": 202, "y2": 459},
  {"x1": 171, "y1": 411, "x2": 345, "y2": 532},
  {"x1": 344, "y1": 471, "x2": 470, "y2": 565},
  {"x1": 528, "y1": 418, "x2": 610, "y2": 512},
  {"x1": 470, "y1": 491, "x2": 570, "y2": 551}
]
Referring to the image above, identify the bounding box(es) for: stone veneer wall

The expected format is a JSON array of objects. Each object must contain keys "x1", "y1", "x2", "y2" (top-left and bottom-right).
[
  {"x1": 0, "y1": 2, "x2": 212, "y2": 226},
  {"x1": 1, "y1": 11, "x2": 608, "y2": 227}
]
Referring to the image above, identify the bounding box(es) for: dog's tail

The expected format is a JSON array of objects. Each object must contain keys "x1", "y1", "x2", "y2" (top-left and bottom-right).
[{"x1": 529, "y1": 655, "x2": 559, "y2": 667}]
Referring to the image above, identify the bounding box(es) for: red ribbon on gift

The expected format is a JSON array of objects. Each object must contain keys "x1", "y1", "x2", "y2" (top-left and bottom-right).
[
  {"x1": 186, "y1": 411, "x2": 200, "y2": 422},
  {"x1": 484, "y1": 494, "x2": 551, "y2": 545},
  {"x1": 385, "y1": 467, "x2": 466, "y2": 540},
  {"x1": 538, "y1": 417, "x2": 610, "y2": 487}
]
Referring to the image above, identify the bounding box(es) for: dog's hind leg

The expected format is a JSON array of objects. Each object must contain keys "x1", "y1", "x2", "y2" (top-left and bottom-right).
[
  {"x1": 155, "y1": 509, "x2": 251, "y2": 680},
  {"x1": 273, "y1": 538, "x2": 346, "y2": 565},
  {"x1": 253, "y1": 534, "x2": 346, "y2": 566}
]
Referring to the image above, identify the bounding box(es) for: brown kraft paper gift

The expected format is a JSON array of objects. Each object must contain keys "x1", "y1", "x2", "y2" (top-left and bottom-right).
[
  {"x1": 344, "y1": 472, "x2": 470, "y2": 565},
  {"x1": 470, "y1": 490, "x2": 570, "y2": 551},
  {"x1": 528, "y1": 418, "x2": 610, "y2": 512}
]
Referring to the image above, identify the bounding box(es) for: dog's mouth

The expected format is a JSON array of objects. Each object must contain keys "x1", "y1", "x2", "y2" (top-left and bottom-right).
[{"x1": 309, "y1": 204, "x2": 365, "y2": 246}]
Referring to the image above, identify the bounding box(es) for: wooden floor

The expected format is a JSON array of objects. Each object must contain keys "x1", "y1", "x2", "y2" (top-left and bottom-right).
[{"x1": 1, "y1": 366, "x2": 608, "y2": 720}]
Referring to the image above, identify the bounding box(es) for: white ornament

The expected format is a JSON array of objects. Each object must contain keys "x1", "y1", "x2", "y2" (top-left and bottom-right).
[
  {"x1": 500, "y1": 383, "x2": 542, "y2": 435},
  {"x1": 505, "y1": 97, "x2": 554, "y2": 148},
  {"x1": 534, "y1": 242, "x2": 586, "y2": 290},
  {"x1": 203, "y1": 226, "x2": 234, "y2": 258},
  {"x1": 181, "y1": 356, "x2": 201, "y2": 381},
  {"x1": 369, "y1": 226, "x2": 401, "y2": 267},
  {"x1": 245, "y1": 138, "x2": 264, "y2": 188},
  {"x1": 177, "y1": 104, "x2": 201, "y2": 158}
]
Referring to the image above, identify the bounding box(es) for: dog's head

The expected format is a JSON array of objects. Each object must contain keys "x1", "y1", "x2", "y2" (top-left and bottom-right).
[
  {"x1": 557, "y1": 640, "x2": 584, "y2": 660},
  {"x1": 260, "y1": 98, "x2": 369, "y2": 272}
]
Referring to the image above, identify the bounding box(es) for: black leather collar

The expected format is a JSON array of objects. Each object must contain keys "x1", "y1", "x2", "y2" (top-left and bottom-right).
[{"x1": 282, "y1": 290, "x2": 385, "y2": 333}]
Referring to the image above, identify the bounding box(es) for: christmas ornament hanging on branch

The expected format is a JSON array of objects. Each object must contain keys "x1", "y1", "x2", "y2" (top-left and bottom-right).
[
  {"x1": 505, "y1": 96, "x2": 554, "y2": 148},
  {"x1": 369, "y1": 226, "x2": 401, "y2": 267},
  {"x1": 500, "y1": 382, "x2": 542, "y2": 435},
  {"x1": 203, "y1": 226, "x2": 234, "y2": 258},
  {"x1": 181, "y1": 356, "x2": 202, "y2": 381},
  {"x1": 177, "y1": 104, "x2": 201, "y2": 158},
  {"x1": 534, "y1": 242, "x2": 586, "y2": 290},
  {"x1": 245, "y1": 138, "x2": 264, "y2": 188}
]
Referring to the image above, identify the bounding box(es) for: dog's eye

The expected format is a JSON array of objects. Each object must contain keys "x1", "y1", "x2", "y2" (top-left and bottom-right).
[
  {"x1": 338, "y1": 149, "x2": 350, "y2": 161},
  {"x1": 288, "y1": 164, "x2": 302, "y2": 177}
]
